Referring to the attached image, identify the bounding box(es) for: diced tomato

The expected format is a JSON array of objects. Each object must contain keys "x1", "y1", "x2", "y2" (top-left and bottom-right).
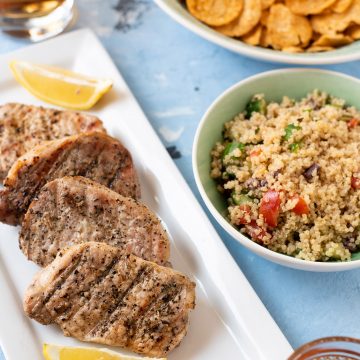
[
  {"x1": 348, "y1": 118, "x2": 358, "y2": 129},
  {"x1": 235, "y1": 204, "x2": 252, "y2": 225},
  {"x1": 351, "y1": 176, "x2": 360, "y2": 189},
  {"x1": 259, "y1": 190, "x2": 281, "y2": 228},
  {"x1": 250, "y1": 148, "x2": 262, "y2": 157},
  {"x1": 245, "y1": 221, "x2": 270, "y2": 244},
  {"x1": 290, "y1": 195, "x2": 310, "y2": 215}
]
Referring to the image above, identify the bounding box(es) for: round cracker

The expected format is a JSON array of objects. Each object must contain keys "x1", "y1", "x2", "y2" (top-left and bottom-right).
[
  {"x1": 261, "y1": 0, "x2": 275, "y2": 10},
  {"x1": 331, "y1": 0, "x2": 353, "y2": 13},
  {"x1": 267, "y1": 4, "x2": 312, "y2": 49},
  {"x1": 214, "y1": 0, "x2": 262, "y2": 37},
  {"x1": 313, "y1": 33, "x2": 353, "y2": 47},
  {"x1": 346, "y1": 23, "x2": 360, "y2": 39},
  {"x1": 186, "y1": 0, "x2": 243, "y2": 26},
  {"x1": 311, "y1": 0, "x2": 360, "y2": 34},
  {"x1": 350, "y1": 0, "x2": 360, "y2": 25},
  {"x1": 296, "y1": 16, "x2": 313, "y2": 47},
  {"x1": 241, "y1": 24, "x2": 263, "y2": 45},
  {"x1": 282, "y1": 46, "x2": 303, "y2": 53},
  {"x1": 307, "y1": 45, "x2": 335, "y2": 52},
  {"x1": 285, "y1": 0, "x2": 337, "y2": 15}
]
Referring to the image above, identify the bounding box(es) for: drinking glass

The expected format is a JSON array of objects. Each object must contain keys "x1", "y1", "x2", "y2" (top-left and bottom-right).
[
  {"x1": 289, "y1": 336, "x2": 360, "y2": 360},
  {"x1": 0, "y1": 0, "x2": 75, "y2": 41}
]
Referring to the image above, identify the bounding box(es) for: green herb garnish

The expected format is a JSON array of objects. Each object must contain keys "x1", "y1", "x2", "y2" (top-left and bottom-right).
[
  {"x1": 283, "y1": 123, "x2": 302, "y2": 141},
  {"x1": 289, "y1": 142, "x2": 301, "y2": 153},
  {"x1": 245, "y1": 96, "x2": 267, "y2": 119},
  {"x1": 222, "y1": 141, "x2": 245, "y2": 159}
]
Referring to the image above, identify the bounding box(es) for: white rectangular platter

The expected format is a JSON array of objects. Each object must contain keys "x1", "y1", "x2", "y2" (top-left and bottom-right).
[{"x1": 0, "y1": 28, "x2": 293, "y2": 360}]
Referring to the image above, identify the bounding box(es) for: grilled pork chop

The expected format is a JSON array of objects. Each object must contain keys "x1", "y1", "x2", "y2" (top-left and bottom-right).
[
  {"x1": 0, "y1": 132, "x2": 140, "y2": 225},
  {"x1": 24, "y1": 242, "x2": 195, "y2": 357},
  {"x1": 20, "y1": 176, "x2": 169, "y2": 266},
  {"x1": 0, "y1": 103, "x2": 106, "y2": 180}
]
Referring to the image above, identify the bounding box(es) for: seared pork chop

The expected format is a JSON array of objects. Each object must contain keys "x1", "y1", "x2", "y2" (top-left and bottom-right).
[
  {"x1": 24, "y1": 242, "x2": 195, "y2": 357},
  {"x1": 20, "y1": 176, "x2": 169, "y2": 266},
  {"x1": 0, "y1": 103, "x2": 105, "y2": 180},
  {"x1": 0, "y1": 132, "x2": 140, "y2": 225}
]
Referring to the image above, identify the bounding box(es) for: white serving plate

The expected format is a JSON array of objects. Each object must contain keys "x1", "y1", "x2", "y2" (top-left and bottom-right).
[{"x1": 0, "y1": 28, "x2": 292, "y2": 360}]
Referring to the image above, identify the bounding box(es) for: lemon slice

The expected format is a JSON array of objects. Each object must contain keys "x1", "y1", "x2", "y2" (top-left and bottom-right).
[
  {"x1": 10, "y1": 60, "x2": 113, "y2": 110},
  {"x1": 43, "y1": 344, "x2": 167, "y2": 360}
]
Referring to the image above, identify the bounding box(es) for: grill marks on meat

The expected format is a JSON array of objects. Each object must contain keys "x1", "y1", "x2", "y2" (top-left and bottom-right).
[
  {"x1": 0, "y1": 103, "x2": 106, "y2": 180},
  {"x1": 23, "y1": 242, "x2": 195, "y2": 357},
  {"x1": 3, "y1": 105, "x2": 195, "y2": 356},
  {"x1": 20, "y1": 176, "x2": 170, "y2": 266},
  {"x1": 0, "y1": 132, "x2": 140, "y2": 225}
]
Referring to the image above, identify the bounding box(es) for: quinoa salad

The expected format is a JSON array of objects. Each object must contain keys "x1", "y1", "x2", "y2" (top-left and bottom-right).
[{"x1": 210, "y1": 91, "x2": 360, "y2": 262}]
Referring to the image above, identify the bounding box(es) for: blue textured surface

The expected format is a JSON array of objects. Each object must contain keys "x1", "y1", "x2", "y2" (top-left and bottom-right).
[{"x1": 1, "y1": 1, "x2": 360, "y2": 359}]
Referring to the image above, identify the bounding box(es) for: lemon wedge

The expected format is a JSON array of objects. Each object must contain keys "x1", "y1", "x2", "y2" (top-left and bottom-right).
[
  {"x1": 10, "y1": 60, "x2": 113, "y2": 110},
  {"x1": 43, "y1": 344, "x2": 167, "y2": 360}
]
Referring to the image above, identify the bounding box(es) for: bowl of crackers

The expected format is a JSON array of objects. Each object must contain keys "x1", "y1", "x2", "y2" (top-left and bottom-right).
[{"x1": 155, "y1": 0, "x2": 360, "y2": 64}]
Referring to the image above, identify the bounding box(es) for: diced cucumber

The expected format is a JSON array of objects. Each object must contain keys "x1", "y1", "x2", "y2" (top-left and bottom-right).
[{"x1": 232, "y1": 193, "x2": 253, "y2": 205}]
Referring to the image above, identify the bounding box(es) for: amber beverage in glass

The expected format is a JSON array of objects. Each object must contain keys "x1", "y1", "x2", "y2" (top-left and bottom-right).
[
  {"x1": 289, "y1": 337, "x2": 360, "y2": 360},
  {"x1": 0, "y1": 0, "x2": 75, "y2": 41}
]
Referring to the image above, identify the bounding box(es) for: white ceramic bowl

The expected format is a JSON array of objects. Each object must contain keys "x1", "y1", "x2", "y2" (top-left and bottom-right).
[
  {"x1": 193, "y1": 68, "x2": 360, "y2": 271},
  {"x1": 155, "y1": 0, "x2": 360, "y2": 65}
]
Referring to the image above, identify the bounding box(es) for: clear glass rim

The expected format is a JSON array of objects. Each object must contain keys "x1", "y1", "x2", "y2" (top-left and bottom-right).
[{"x1": 289, "y1": 336, "x2": 360, "y2": 359}]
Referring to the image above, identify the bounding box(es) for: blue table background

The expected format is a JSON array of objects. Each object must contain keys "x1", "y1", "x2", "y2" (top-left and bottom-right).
[{"x1": 1, "y1": 0, "x2": 360, "y2": 358}]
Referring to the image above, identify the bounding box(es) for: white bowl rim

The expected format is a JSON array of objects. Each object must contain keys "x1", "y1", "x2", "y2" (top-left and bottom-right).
[
  {"x1": 154, "y1": 0, "x2": 360, "y2": 65},
  {"x1": 192, "y1": 68, "x2": 360, "y2": 271}
]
